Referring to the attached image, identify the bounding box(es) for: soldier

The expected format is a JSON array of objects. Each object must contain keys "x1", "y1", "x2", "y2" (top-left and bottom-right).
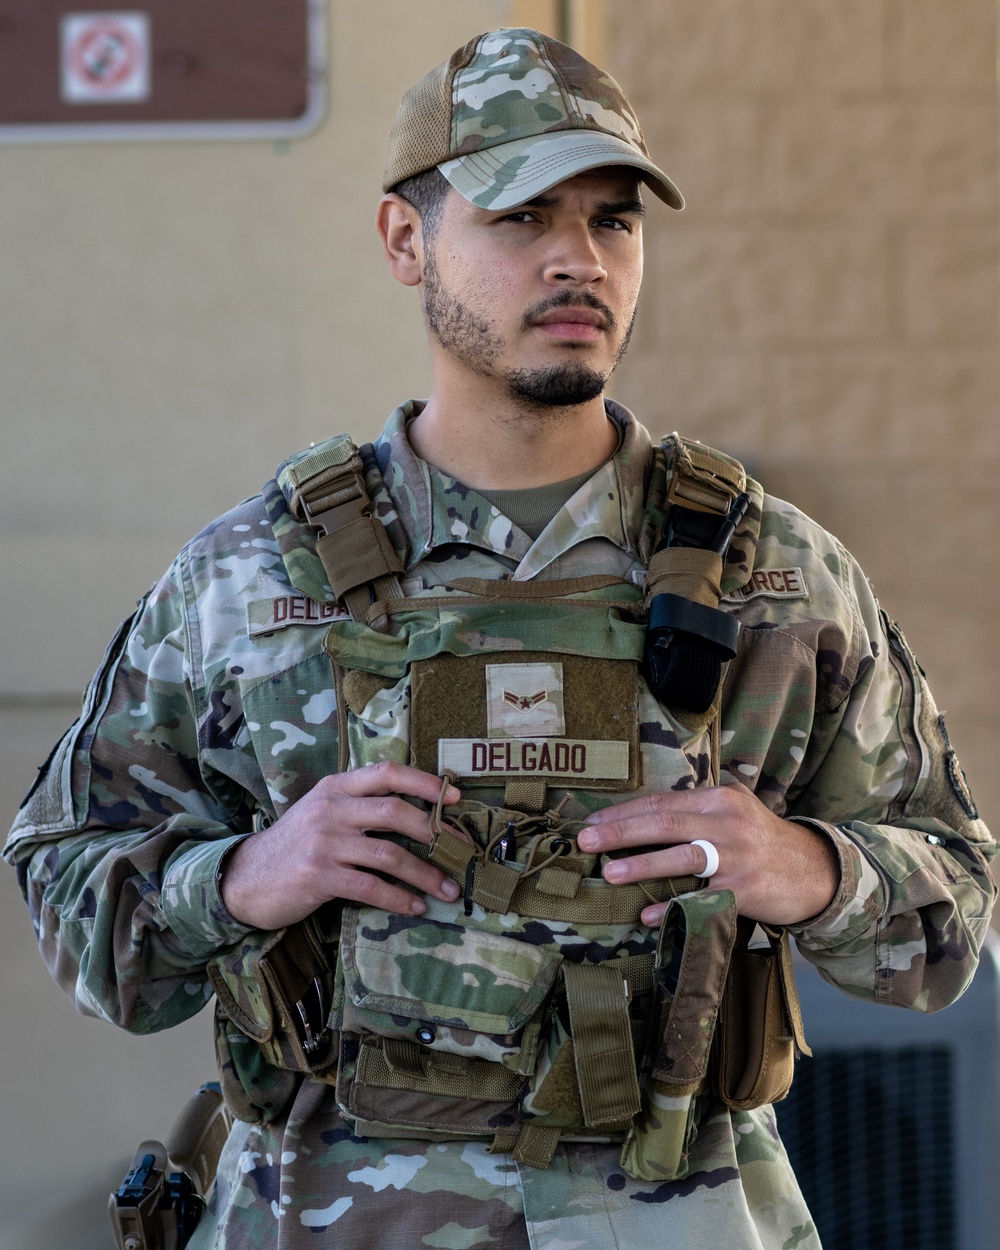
[{"x1": 5, "y1": 27, "x2": 996, "y2": 1250}]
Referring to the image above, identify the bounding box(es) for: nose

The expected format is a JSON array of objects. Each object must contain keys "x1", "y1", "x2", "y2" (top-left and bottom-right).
[{"x1": 542, "y1": 225, "x2": 607, "y2": 287}]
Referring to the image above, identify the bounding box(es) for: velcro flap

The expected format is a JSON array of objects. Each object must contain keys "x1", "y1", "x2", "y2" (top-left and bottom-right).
[
  {"x1": 427, "y1": 824, "x2": 477, "y2": 878},
  {"x1": 563, "y1": 961, "x2": 642, "y2": 1127},
  {"x1": 357, "y1": 1036, "x2": 523, "y2": 1103},
  {"x1": 536, "y1": 866, "x2": 583, "y2": 899},
  {"x1": 472, "y1": 860, "x2": 522, "y2": 913},
  {"x1": 207, "y1": 927, "x2": 288, "y2": 1043}
]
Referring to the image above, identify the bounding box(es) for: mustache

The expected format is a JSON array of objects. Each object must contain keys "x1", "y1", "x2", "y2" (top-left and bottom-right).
[{"x1": 520, "y1": 290, "x2": 617, "y2": 332}]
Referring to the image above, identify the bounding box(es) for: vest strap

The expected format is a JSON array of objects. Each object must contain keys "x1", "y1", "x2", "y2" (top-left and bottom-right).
[
  {"x1": 286, "y1": 438, "x2": 404, "y2": 625},
  {"x1": 512, "y1": 1123, "x2": 561, "y2": 1169},
  {"x1": 644, "y1": 435, "x2": 751, "y2": 716},
  {"x1": 646, "y1": 546, "x2": 724, "y2": 608}
]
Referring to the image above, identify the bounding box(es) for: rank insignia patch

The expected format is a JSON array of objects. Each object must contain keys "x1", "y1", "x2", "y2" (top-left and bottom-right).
[{"x1": 486, "y1": 662, "x2": 565, "y2": 737}]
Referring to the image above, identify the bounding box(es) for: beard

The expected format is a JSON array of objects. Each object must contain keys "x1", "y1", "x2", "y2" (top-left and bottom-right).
[
  {"x1": 422, "y1": 256, "x2": 634, "y2": 409},
  {"x1": 505, "y1": 361, "x2": 607, "y2": 407}
]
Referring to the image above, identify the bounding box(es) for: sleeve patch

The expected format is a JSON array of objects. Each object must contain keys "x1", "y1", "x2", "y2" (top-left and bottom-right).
[{"x1": 940, "y1": 714, "x2": 979, "y2": 820}]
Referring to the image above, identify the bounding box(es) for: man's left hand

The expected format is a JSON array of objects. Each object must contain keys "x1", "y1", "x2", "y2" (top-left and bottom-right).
[{"x1": 576, "y1": 784, "x2": 840, "y2": 928}]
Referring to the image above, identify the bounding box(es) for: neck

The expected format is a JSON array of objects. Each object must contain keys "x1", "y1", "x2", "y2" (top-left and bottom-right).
[{"x1": 408, "y1": 371, "x2": 619, "y2": 491}]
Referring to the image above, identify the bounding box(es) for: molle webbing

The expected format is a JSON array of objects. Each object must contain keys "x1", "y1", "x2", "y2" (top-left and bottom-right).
[
  {"x1": 286, "y1": 437, "x2": 404, "y2": 626},
  {"x1": 563, "y1": 961, "x2": 642, "y2": 1126},
  {"x1": 423, "y1": 815, "x2": 700, "y2": 923}
]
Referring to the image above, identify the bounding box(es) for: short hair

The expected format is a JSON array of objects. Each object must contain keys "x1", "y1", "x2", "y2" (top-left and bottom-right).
[{"x1": 391, "y1": 167, "x2": 451, "y2": 243}]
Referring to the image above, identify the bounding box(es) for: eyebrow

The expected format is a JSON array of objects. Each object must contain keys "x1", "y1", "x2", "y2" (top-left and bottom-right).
[
  {"x1": 595, "y1": 197, "x2": 646, "y2": 217},
  {"x1": 517, "y1": 194, "x2": 646, "y2": 217}
]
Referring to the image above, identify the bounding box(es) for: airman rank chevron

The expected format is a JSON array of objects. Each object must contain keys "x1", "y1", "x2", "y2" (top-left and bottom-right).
[{"x1": 486, "y1": 661, "x2": 566, "y2": 737}]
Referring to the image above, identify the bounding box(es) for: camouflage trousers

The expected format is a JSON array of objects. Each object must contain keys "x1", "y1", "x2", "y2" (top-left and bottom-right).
[{"x1": 199, "y1": 1081, "x2": 820, "y2": 1250}]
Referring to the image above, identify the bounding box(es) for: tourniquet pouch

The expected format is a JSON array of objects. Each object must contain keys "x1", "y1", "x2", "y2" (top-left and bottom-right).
[
  {"x1": 619, "y1": 893, "x2": 812, "y2": 1180},
  {"x1": 712, "y1": 919, "x2": 811, "y2": 1111},
  {"x1": 620, "y1": 889, "x2": 738, "y2": 1181}
]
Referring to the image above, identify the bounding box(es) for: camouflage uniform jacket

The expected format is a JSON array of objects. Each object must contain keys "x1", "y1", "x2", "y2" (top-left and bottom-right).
[{"x1": 5, "y1": 402, "x2": 996, "y2": 1250}]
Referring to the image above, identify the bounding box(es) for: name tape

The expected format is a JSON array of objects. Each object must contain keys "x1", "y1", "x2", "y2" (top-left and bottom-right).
[
  {"x1": 725, "y1": 567, "x2": 807, "y2": 602},
  {"x1": 248, "y1": 594, "x2": 346, "y2": 636},
  {"x1": 438, "y1": 737, "x2": 630, "y2": 781}
]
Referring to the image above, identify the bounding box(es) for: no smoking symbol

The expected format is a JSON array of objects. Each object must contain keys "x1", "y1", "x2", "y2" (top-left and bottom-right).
[{"x1": 61, "y1": 12, "x2": 152, "y2": 104}]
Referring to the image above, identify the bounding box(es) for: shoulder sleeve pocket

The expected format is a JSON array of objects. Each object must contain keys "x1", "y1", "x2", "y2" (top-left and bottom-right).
[{"x1": 6, "y1": 595, "x2": 151, "y2": 853}]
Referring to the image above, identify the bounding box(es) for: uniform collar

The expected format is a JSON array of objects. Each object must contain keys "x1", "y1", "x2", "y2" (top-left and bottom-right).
[{"x1": 373, "y1": 400, "x2": 654, "y2": 580}]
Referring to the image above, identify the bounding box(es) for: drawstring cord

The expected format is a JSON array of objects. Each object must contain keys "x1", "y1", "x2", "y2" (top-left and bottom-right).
[{"x1": 429, "y1": 774, "x2": 661, "y2": 904}]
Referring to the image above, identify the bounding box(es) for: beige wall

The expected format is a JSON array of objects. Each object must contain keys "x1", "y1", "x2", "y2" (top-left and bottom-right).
[
  {"x1": 607, "y1": 0, "x2": 1000, "y2": 829},
  {"x1": 1, "y1": 0, "x2": 997, "y2": 1240},
  {"x1": 0, "y1": 1, "x2": 510, "y2": 1238}
]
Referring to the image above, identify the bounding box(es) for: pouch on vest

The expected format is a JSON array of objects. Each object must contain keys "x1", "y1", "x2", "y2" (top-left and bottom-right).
[
  {"x1": 208, "y1": 906, "x2": 340, "y2": 1122},
  {"x1": 618, "y1": 890, "x2": 809, "y2": 1181},
  {"x1": 712, "y1": 919, "x2": 811, "y2": 1111},
  {"x1": 334, "y1": 902, "x2": 561, "y2": 1139}
]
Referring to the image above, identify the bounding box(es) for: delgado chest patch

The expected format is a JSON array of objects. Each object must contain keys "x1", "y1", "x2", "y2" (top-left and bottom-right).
[
  {"x1": 438, "y1": 736, "x2": 630, "y2": 781},
  {"x1": 410, "y1": 651, "x2": 641, "y2": 790}
]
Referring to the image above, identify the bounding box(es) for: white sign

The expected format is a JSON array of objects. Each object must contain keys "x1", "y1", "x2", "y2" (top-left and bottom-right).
[{"x1": 61, "y1": 12, "x2": 151, "y2": 104}]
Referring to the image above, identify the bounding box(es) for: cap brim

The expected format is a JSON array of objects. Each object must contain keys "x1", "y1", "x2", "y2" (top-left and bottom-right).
[{"x1": 439, "y1": 129, "x2": 684, "y2": 211}]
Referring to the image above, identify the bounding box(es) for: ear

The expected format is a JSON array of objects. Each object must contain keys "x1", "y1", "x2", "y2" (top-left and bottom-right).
[{"x1": 376, "y1": 193, "x2": 425, "y2": 287}]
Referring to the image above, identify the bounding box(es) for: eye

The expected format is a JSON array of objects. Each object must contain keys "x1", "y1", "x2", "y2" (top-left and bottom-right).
[
  {"x1": 595, "y1": 216, "x2": 633, "y2": 232},
  {"x1": 497, "y1": 210, "x2": 539, "y2": 225}
]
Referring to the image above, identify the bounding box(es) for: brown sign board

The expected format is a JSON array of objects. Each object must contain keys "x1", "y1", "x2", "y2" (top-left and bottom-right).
[{"x1": 0, "y1": 1, "x2": 325, "y2": 141}]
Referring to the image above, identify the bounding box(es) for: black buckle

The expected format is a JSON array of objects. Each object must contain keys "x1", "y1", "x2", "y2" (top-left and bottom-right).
[
  {"x1": 298, "y1": 471, "x2": 370, "y2": 539},
  {"x1": 644, "y1": 492, "x2": 751, "y2": 714}
]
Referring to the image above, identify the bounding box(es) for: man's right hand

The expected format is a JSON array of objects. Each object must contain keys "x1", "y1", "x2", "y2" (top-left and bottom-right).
[{"x1": 220, "y1": 762, "x2": 463, "y2": 930}]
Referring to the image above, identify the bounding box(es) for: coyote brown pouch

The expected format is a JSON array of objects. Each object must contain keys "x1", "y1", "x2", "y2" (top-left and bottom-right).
[{"x1": 713, "y1": 919, "x2": 811, "y2": 1111}]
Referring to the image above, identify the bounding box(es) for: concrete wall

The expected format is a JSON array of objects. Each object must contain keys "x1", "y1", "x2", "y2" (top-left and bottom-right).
[{"x1": 1, "y1": 0, "x2": 997, "y2": 1241}]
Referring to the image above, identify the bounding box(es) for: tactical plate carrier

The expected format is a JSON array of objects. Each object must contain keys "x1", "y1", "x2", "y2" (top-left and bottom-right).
[{"x1": 207, "y1": 430, "x2": 809, "y2": 1182}]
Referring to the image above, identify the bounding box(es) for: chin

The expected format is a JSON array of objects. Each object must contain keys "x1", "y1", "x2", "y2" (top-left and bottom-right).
[{"x1": 506, "y1": 362, "x2": 608, "y2": 408}]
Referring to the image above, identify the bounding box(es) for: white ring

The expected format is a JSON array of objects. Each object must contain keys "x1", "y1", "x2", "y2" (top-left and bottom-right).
[{"x1": 691, "y1": 838, "x2": 720, "y2": 879}]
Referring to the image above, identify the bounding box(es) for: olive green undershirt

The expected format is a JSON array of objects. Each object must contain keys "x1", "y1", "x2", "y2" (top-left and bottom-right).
[{"x1": 477, "y1": 466, "x2": 599, "y2": 541}]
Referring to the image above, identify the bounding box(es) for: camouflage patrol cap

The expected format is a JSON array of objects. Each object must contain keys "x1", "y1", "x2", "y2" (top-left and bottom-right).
[{"x1": 383, "y1": 28, "x2": 684, "y2": 212}]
